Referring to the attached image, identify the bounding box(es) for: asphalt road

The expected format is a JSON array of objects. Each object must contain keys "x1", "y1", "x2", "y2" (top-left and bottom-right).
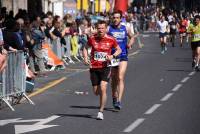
[{"x1": 1, "y1": 33, "x2": 200, "y2": 134}]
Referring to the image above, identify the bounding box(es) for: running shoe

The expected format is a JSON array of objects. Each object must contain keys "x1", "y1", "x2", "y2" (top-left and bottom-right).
[
  {"x1": 112, "y1": 98, "x2": 117, "y2": 108},
  {"x1": 97, "y1": 112, "x2": 104, "y2": 120},
  {"x1": 195, "y1": 66, "x2": 200, "y2": 72},
  {"x1": 164, "y1": 46, "x2": 167, "y2": 51},
  {"x1": 139, "y1": 43, "x2": 144, "y2": 48},
  {"x1": 115, "y1": 101, "x2": 122, "y2": 110},
  {"x1": 192, "y1": 61, "x2": 195, "y2": 68},
  {"x1": 161, "y1": 50, "x2": 165, "y2": 54}
]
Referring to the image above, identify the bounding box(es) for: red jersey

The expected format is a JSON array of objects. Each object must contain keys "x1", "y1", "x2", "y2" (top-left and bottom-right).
[
  {"x1": 88, "y1": 34, "x2": 118, "y2": 68},
  {"x1": 179, "y1": 19, "x2": 188, "y2": 33}
]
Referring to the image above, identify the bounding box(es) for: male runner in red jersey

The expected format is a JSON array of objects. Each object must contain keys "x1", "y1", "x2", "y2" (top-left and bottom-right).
[
  {"x1": 178, "y1": 16, "x2": 188, "y2": 47},
  {"x1": 83, "y1": 20, "x2": 121, "y2": 120}
]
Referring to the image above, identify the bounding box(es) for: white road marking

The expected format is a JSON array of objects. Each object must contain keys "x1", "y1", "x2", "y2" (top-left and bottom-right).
[
  {"x1": 0, "y1": 115, "x2": 60, "y2": 134},
  {"x1": 15, "y1": 115, "x2": 60, "y2": 134},
  {"x1": 129, "y1": 51, "x2": 139, "y2": 57},
  {"x1": 123, "y1": 64, "x2": 196, "y2": 133},
  {"x1": 160, "y1": 78, "x2": 164, "y2": 82},
  {"x1": 142, "y1": 35, "x2": 150, "y2": 37},
  {"x1": 181, "y1": 77, "x2": 190, "y2": 83},
  {"x1": 34, "y1": 115, "x2": 60, "y2": 125},
  {"x1": 172, "y1": 84, "x2": 182, "y2": 92},
  {"x1": 188, "y1": 71, "x2": 195, "y2": 76},
  {"x1": 160, "y1": 93, "x2": 174, "y2": 101},
  {"x1": 123, "y1": 118, "x2": 145, "y2": 133},
  {"x1": 15, "y1": 125, "x2": 57, "y2": 134},
  {"x1": 123, "y1": 52, "x2": 198, "y2": 134},
  {"x1": 13, "y1": 119, "x2": 43, "y2": 123},
  {"x1": 144, "y1": 104, "x2": 162, "y2": 115},
  {"x1": 0, "y1": 118, "x2": 21, "y2": 126}
]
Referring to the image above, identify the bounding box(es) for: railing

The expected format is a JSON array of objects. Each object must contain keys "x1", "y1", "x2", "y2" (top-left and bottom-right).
[{"x1": 0, "y1": 51, "x2": 34, "y2": 111}]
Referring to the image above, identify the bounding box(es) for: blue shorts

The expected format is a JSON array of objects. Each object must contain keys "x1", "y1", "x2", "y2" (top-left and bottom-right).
[
  {"x1": 119, "y1": 55, "x2": 128, "y2": 61},
  {"x1": 112, "y1": 48, "x2": 128, "y2": 62}
]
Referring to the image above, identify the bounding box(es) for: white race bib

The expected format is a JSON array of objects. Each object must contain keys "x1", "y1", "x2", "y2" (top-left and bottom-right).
[
  {"x1": 94, "y1": 51, "x2": 107, "y2": 61},
  {"x1": 193, "y1": 34, "x2": 200, "y2": 39},
  {"x1": 110, "y1": 58, "x2": 120, "y2": 67}
]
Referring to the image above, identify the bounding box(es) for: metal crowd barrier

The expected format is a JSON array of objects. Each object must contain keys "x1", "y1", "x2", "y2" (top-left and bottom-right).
[
  {"x1": 0, "y1": 51, "x2": 34, "y2": 111},
  {"x1": 51, "y1": 38, "x2": 62, "y2": 60}
]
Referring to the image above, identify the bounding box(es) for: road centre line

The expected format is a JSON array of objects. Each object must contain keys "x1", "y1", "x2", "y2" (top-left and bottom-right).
[
  {"x1": 171, "y1": 84, "x2": 182, "y2": 92},
  {"x1": 28, "y1": 77, "x2": 66, "y2": 98},
  {"x1": 123, "y1": 118, "x2": 145, "y2": 133},
  {"x1": 188, "y1": 71, "x2": 195, "y2": 76},
  {"x1": 123, "y1": 72, "x2": 195, "y2": 133},
  {"x1": 160, "y1": 93, "x2": 174, "y2": 101},
  {"x1": 123, "y1": 73, "x2": 192, "y2": 133},
  {"x1": 144, "y1": 104, "x2": 162, "y2": 115},
  {"x1": 128, "y1": 50, "x2": 140, "y2": 57},
  {"x1": 181, "y1": 77, "x2": 190, "y2": 83}
]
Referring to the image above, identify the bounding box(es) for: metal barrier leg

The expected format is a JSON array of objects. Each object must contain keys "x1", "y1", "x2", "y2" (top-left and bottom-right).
[
  {"x1": 2, "y1": 98, "x2": 15, "y2": 111},
  {"x1": 50, "y1": 66, "x2": 56, "y2": 71},
  {"x1": 22, "y1": 93, "x2": 35, "y2": 105}
]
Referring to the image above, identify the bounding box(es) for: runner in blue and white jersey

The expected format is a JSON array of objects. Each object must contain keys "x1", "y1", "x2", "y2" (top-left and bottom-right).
[{"x1": 108, "y1": 10, "x2": 135, "y2": 110}]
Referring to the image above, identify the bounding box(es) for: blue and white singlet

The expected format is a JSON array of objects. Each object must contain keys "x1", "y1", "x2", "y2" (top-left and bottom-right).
[{"x1": 108, "y1": 24, "x2": 128, "y2": 61}]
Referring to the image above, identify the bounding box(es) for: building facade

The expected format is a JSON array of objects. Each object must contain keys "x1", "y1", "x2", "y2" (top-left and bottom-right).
[{"x1": 1, "y1": 0, "x2": 27, "y2": 15}]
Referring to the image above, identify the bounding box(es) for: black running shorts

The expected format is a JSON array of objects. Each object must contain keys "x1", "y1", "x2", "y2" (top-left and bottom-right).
[
  {"x1": 90, "y1": 67, "x2": 111, "y2": 86},
  {"x1": 159, "y1": 32, "x2": 167, "y2": 38},
  {"x1": 191, "y1": 41, "x2": 200, "y2": 51}
]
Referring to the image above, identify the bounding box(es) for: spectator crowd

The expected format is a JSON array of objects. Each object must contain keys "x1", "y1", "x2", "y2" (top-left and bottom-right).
[{"x1": 1, "y1": 5, "x2": 200, "y2": 76}]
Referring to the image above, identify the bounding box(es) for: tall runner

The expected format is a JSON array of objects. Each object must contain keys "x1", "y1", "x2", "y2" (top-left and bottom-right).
[
  {"x1": 187, "y1": 15, "x2": 200, "y2": 71},
  {"x1": 108, "y1": 10, "x2": 135, "y2": 110},
  {"x1": 83, "y1": 20, "x2": 121, "y2": 120}
]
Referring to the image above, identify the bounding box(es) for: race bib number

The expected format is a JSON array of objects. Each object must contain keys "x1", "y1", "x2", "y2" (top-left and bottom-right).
[
  {"x1": 193, "y1": 34, "x2": 200, "y2": 39},
  {"x1": 94, "y1": 51, "x2": 107, "y2": 61},
  {"x1": 110, "y1": 58, "x2": 120, "y2": 67}
]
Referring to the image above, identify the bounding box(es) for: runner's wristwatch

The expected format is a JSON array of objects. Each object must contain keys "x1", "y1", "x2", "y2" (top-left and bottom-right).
[{"x1": 112, "y1": 55, "x2": 117, "y2": 58}]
